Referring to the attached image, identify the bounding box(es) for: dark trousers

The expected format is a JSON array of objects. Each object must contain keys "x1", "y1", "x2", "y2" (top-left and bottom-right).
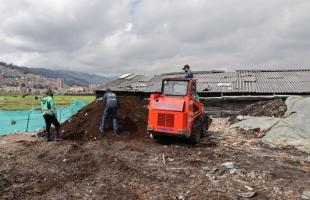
[
  {"x1": 43, "y1": 114, "x2": 60, "y2": 137},
  {"x1": 99, "y1": 107, "x2": 118, "y2": 132}
]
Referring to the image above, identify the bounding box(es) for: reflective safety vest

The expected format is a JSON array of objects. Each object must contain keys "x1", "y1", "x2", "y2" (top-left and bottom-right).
[{"x1": 41, "y1": 96, "x2": 57, "y2": 115}]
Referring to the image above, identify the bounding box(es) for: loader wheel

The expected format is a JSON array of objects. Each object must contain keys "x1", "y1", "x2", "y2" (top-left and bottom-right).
[
  {"x1": 151, "y1": 133, "x2": 160, "y2": 140},
  {"x1": 201, "y1": 123, "x2": 208, "y2": 137},
  {"x1": 201, "y1": 119, "x2": 210, "y2": 137},
  {"x1": 189, "y1": 120, "x2": 202, "y2": 144},
  {"x1": 201, "y1": 114, "x2": 211, "y2": 137}
]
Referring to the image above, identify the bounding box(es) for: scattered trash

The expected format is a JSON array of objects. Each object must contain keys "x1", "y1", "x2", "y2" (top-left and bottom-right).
[
  {"x1": 229, "y1": 168, "x2": 238, "y2": 174},
  {"x1": 244, "y1": 185, "x2": 254, "y2": 191},
  {"x1": 248, "y1": 171, "x2": 256, "y2": 179},
  {"x1": 255, "y1": 131, "x2": 265, "y2": 138},
  {"x1": 237, "y1": 191, "x2": 256, "y2": 198},
  {"x1": 221, "y1": 162, "x2": 235, "y2": 169},
  {"x1": 162, "y1": 154, "x2": 166, "y2": 165},
  {"x1": 215, "y1": 188, "x2": 226, "y2": 193},
  {"x1": 302, "y1": 191, "x2": 310, "y2": 200},
  {"x1": 205, "y1": 174, "x2": 216, "y2": 181}
]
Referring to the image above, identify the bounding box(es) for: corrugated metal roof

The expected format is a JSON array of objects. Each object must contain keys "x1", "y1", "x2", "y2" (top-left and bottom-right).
[
  {"x1": 118, "y1": 73, "x2": 133, "y2": 79},
  {"x1": 97, "y1": 69, "x2": 310, "y2": 96}
]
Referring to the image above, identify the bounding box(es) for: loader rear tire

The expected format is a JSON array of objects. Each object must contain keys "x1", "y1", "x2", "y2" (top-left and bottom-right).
[
  {"x1": 151, "y1": 133, "x2": 160, "y2": 140},
  {"x1": 189, "y1": 120, "x2": 201, "y2": 144},
  {"x1": 200, "y1": 113, "x2": 211, "y2": 137}
]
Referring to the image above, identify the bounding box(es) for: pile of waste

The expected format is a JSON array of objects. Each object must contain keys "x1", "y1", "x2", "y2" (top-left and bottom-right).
[
  {"x1": 231, "y1": 96, "x2": 310, "y2": 153},
  {"x1": 229, "y1": 99, "x2": 287, "y2": 124},
  {"x1": 240, "y1": 98, "x2": 287, "y2": 117},
  {"x1": 61, "y1": 96, "x2": 148, "y2": 141}
]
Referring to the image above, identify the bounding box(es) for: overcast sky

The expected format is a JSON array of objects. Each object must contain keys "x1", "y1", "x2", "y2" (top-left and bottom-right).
[{"x1": 0, "y1": 0, "x2": 309, "y2": 75}]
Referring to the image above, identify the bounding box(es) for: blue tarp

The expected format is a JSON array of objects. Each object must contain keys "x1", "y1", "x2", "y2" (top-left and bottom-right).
[{"x1": 0, "y1": 100, "x2": 86, "y2": 135}]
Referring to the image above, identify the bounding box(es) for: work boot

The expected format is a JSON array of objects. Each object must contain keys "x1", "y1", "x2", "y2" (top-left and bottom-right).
[
  {"x1": 113, "y1": 129, "x2": 119, "y2": 137},
  {"x1": 99, "y1": 127, "x2": 105, "y2": 134},
  {"x1": 54, "y1": 133, "x2": 64, "y2": 141},
  {"x1": 46, "y1": 132, "x2": 52, "y2": 142}
]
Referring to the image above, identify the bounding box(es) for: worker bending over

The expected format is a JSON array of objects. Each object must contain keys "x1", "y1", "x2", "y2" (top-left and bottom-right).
[{"x1": 99, "y1": 88, "x2": 119, "y2": 135}]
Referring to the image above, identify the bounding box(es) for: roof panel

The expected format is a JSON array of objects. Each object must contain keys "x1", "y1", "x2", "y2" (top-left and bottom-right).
[{"x1": 97, "y1": 69, "x2": 310, "y2": 95}]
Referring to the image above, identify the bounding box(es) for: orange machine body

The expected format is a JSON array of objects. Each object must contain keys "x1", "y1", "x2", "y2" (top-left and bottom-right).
[{"x1": 147, "y1": 78, "x2": 204, "y2": 138}]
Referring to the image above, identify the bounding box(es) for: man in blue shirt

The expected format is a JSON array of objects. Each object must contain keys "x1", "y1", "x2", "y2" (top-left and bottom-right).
[
  {"x1": 99, "y1": 88, "x2": 119, "y2": 135},
  {"x1": 182, "y1": 64, "x2": 193, "y2": 78}
]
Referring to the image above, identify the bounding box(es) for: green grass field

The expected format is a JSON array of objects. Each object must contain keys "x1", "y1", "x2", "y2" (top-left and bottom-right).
[{"x1": 0, "y1": 95, "x2": 95, "y2": 110}]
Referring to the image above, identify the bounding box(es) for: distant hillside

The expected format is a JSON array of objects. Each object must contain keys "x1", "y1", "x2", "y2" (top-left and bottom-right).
[
  {"x1": 0, "y1": 62, "x2": 114, "y2": 86},
  {"x1": 29, "y1": 68, "x2": 113, "y2": 86}
]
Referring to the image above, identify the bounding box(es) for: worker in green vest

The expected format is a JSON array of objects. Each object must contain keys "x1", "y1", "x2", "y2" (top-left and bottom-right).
[{"x1": 41, "y1": 88, "x2": 63, "y2": 142}]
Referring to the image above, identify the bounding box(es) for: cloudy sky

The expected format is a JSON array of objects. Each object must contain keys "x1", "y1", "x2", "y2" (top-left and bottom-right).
[{"x1": 0, "y1": 0, "x2": 309, "y2": 75}]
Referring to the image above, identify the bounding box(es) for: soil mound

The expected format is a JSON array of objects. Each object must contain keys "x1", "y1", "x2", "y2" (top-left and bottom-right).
[
  {"x1": 229, "y1": 99, "x2": 287, "y2": 124},
  {"x1": 240, "y1": 99, "x2": 287, "y2": 117},
  {"x1": 61, "y1": 96, "x2": 149, "y2": 141}
]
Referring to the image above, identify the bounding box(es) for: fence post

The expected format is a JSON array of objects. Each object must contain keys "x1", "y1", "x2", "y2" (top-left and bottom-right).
[
  {"x1": 25, "y1": 111, "x2": 31, "y2": 132},
  {"x1": 59, "y1": 109, "x2": 62, "y2": 123}
]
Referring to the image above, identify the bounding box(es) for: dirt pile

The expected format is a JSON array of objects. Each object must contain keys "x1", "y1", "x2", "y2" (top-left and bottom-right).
[
  {"x1": 229, "y1": 99, "x2": 287, "y2": 125},
  {"x1": 61, "y1": 96, "x2": 149, "y2": 141},
  {"x1": 240, "y1": 99, "x2": 287, "y2": 117}
]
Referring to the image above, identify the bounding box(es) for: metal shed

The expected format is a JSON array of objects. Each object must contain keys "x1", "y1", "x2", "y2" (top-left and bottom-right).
[{"x1": 96, "y1": 69, "x2": 310, "y2": 98}]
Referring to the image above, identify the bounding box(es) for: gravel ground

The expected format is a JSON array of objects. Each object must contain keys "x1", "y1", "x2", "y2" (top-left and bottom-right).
[{"x1": 1, "y1": 118, "x2": 309, "y2": 200}]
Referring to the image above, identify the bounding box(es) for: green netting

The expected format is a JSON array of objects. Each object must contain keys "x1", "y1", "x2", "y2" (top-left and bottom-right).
[{"x1": 0, "y1": 100, "x2": 86, "y2": 135}]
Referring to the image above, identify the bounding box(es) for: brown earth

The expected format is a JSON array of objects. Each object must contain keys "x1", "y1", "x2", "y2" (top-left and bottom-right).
[
  {"x1": 1, "y1": 97, "x2": 310, "y2": 200},
  {"x1": 229, "y1": 99, "x2": 288, "y2": 125},
  {"x1": 239, "y1": 99, "x2": 287, "y2": 118},
  {"x1": 61, "y1": 96, "x2": 149, "y2": 141}
]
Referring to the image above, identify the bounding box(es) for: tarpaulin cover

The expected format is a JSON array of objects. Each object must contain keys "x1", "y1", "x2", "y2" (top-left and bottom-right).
[
  {"x1": 231, "y1": 96, "x2": 310, "y2": 153},
  {"x1": 0, "y1": 100, "x2": 86, "y2": 135}
]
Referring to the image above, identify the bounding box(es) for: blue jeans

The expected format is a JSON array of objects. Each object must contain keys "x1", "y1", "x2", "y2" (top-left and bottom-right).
[{"x1": 99, "y1": 107, "x2": 118, "y2": 132}]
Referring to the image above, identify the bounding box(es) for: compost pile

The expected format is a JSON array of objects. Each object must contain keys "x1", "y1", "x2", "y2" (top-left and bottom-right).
[
  {"x1": 61, "y1": 96, "x2": 148, "y2": 141},
  {"x1": 229, "y1": 99, "x2": 287, "y2": 125},
  {"x1": 240, "y1": 99, "x2": 287, "y2": 117}
]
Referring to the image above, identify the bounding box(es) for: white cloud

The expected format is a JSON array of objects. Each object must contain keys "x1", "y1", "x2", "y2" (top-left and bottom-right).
[{"x1": 0, "y1": 0, "x2": 309, "y2": 75}]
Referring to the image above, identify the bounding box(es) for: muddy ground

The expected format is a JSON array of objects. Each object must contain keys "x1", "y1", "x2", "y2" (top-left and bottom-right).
[
  {"x1": 1, "y1": 117, "x2": 310, "y2": 200},
  {"x1": 1, "y1": 97, "x2": 309, "y2": 199}
]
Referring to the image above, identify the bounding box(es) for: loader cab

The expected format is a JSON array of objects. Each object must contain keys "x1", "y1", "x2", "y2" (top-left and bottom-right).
[{"x1": 161, "y1": 78, "x2": 196, "y2": 97}]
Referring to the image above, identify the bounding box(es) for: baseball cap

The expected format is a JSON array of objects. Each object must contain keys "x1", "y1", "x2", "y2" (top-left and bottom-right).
[{"x1": 182, "y1": 64, "x2": 190, "y2": 70}]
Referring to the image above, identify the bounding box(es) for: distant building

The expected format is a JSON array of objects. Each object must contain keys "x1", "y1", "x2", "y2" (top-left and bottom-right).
[
  {"x1": 65, "y1": 85, "x2": 86, "y2": 93},
  {"x1": 88, "y1": 84, "x2": 98, "y2": 92},
  {"x1": 56, "y1": 78, "x2": 64, "y2": 90},
  {"x1": 18, "y1": 82, "x2": 23, "y2": 92}
]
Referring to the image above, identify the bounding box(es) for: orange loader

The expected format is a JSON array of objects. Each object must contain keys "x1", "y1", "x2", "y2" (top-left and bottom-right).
[{"x1": 147, "y1": 78, "x2": 211, "y2": 143}]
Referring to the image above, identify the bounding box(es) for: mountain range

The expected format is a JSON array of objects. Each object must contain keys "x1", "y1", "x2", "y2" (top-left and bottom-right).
[{"x1": 0, "y1": 62, "x2": 114, "y2": 86}]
